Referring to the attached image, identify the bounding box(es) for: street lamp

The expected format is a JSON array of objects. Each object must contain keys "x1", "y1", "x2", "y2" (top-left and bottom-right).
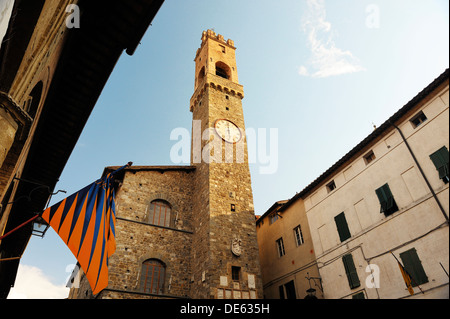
[
  {"x1": 305, "y1": 288, "x2": 317, "y2": 299},
  {"x1": 305, "y1": 272, "x2": 323, "y2": 299}
]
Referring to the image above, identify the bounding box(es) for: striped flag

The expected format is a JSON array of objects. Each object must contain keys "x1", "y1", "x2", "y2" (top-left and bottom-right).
[
  {"x1": 397, "y1": 261, "x2": 415, "y2": 296},
  {"x1": 42, "y1": 163, "x2": 130, "y2": 294}
]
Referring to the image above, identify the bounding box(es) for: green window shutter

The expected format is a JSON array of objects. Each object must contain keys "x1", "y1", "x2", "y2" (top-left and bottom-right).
[
  {"x1": 383, "y1": 184, "x2": 394, "y2": 209},
  {"x1": 352, "y1": 292, "x2": 365, "y2": 299},
  {"x1": 375, "y1": 187, "x2": 388, "y2": 212},
  {"x1": 334, "y1": 212, "x2": 351, "y2": 242},
  {"x1": 430, "y1": 146, "x2": 450, "y2": 180},
  {"x1": 342, "y1": 254, "x2": 360, "y2": 289},
  {"x1": 375, "y1": 184, "x2": 398, "y2": 215},
  {"x1": 400, "y1": 248, "x2": 428, "y2": 287}
]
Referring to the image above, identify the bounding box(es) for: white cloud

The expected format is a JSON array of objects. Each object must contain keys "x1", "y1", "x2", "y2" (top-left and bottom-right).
[
  {"x1": 298, "y1": 65, "x2": 309, "y2": 76},
  {"x1": 299, "y1": 0, "x2": 365, "y2": 78},
  {"x1": 8, "y1": 264, "x2": 69, "y2": 299}
]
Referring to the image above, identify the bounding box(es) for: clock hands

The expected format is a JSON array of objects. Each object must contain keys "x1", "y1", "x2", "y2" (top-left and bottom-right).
[{"x1": 214, "y1": 119, "x2": 241, "y2": 143}]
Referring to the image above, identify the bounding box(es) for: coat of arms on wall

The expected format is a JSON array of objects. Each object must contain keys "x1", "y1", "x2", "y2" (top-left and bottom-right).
[{"x1": 231, "y1": 236, "x2": 242, "y2": 257}]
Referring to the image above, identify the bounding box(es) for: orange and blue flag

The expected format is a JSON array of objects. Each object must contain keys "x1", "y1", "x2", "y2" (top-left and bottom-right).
[{"x1": 42, "y1": 163, "x2": 131, "y2": 295}]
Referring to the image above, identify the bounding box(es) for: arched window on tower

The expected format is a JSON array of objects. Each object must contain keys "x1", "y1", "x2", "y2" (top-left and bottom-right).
[
  {"x1": 140, "y1": 259, "x2": 166, "y2": 295},
  {"x1": 215, "y1": 61, "x2": 231, "y2": 80},
  {"x1": 148, "y1": 200, "x2": 172, "y2": 227},
  {"x1": 198, "y1": 66, "x2": 206, "y2": 85}
]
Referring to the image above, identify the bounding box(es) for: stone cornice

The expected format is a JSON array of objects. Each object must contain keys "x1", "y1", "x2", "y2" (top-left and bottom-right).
[{"x1": 190, "y1": 73, "x2": 244, "y2": 112}]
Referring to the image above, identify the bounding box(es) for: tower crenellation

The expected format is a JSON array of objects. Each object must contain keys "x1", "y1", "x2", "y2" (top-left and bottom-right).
[
  {"x1": 200, "y1": 29, "x2": 235, "y2": 48},
  {"x1": 191, "y1": 30, "x2": 243, "y2": 112}
]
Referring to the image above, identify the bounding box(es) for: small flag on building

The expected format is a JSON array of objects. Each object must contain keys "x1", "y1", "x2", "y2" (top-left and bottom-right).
[
  {"x1": 42, "y1": 162, "x2": 131, "y2": 294},
  {"x1": 397, "y1": 260, "x2": 415, "y2": 296},
  {"x1": 390, "y1": 251, "x2": 415, "y2": 296}
]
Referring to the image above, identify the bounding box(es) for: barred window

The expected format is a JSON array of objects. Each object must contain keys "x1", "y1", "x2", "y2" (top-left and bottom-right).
[
  {"x1": 140, "y1": 259, "x2": 165, "y2": 295},
  {"x1": 148, "y1": 200, "x2": 172, "y2": 227}
]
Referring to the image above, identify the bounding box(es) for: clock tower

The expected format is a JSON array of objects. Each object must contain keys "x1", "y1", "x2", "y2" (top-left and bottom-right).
[{"x1": 189, "y1": 30, "x2": 262, "y2": 299}]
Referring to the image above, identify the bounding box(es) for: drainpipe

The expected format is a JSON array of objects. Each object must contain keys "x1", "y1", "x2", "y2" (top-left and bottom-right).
[{"x1": 389, "y1": 121, "x2": 449, "y2": 223}]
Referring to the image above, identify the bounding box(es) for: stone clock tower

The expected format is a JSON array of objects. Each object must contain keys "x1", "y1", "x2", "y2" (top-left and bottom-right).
[
  {"x1": 68, "y1": 30, "x2": 262, "y2": 300},
  {"x1": 189, "y1": 29, "x2": 262, "y2": 299}
]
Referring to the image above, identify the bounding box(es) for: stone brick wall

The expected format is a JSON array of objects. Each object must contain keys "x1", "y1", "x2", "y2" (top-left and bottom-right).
[
  {"x1": 69, "y1": 168, "x2": 197, "y2": 299},
  {"x1": 108, "y1": 218, "x2": 193, "y2": 297},
  {"x1": 115, "y1": 169, "x2": 195, "y2": 232}
]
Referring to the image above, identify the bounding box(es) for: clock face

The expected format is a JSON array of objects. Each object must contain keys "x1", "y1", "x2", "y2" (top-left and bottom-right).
[{"x1": 214, "y1": 119, "x2": 242, "y2": 143}]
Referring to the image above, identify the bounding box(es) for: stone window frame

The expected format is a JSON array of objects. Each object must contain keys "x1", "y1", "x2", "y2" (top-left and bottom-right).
[
  {"x1": 140, "y1": 259, "x2": 166, "y2": 295},
  {"x1": 137, "y1": 250, "x2": 173, "y2": 296},
  {"x1": 143, "y1": 193, "x2": 181, "y2": 230},
  {"x1": 215, "y1": 61, "x2": 232, "y2": 80},
  {"x1": 145, "y1": 193, "x2": 179, "y2": 229},
  {"x1": 148, "y1": 200, "x2": 172, "y2": 228}
]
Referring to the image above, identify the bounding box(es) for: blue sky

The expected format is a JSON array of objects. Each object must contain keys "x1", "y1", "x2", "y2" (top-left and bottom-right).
[{"x1": 9, "y1": 0, "x2": 449, "y2": 298}]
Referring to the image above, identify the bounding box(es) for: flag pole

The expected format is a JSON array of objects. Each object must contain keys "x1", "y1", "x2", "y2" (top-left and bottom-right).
[
  {"x1": 440, "y1": 262, "x2": 449, "y2": 278},
  {"x1": 390, "y1": 251, "x2": 424, "y2": 295},
  {"x1": 0, "y1": 214, "x2": 40, "y2": 241},
  {"x1": 110, "y1": 162, "x2": 133, "y2": 177}
]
